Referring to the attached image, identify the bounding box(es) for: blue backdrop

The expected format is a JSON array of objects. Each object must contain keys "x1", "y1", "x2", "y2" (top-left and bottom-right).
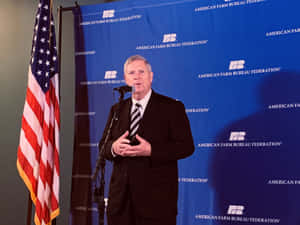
[{"x1": 70, "y1": 0, "x2": 300, "y2": 224}]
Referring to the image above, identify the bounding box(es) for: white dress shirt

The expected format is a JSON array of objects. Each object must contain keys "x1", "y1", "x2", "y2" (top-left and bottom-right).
[{"x1": 131, "y1": 89, "x2": 152, "y2": 118}]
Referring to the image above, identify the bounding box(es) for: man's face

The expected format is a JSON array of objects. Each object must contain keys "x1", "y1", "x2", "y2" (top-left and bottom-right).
[{"x1": 124, "y1": 60, "x2": 153, "y2": 100}]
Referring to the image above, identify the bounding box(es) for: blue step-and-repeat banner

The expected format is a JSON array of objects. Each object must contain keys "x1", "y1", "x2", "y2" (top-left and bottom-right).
[{"x1": 70, "y1": 0, "x2": 300, "y2": 224}]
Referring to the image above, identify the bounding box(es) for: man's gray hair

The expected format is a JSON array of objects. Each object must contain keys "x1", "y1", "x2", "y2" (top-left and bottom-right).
[{"x1": 124, "y1": 55, "x2": 152, "y2": 73}]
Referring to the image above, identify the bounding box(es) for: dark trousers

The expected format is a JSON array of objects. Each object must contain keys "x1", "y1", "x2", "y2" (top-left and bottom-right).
[{"x1": 107, "y1": 189, "x2": 176, "y2": 225}]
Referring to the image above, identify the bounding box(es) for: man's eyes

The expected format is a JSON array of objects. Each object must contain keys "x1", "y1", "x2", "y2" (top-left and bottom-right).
[{"x1": 128, "y1": 70, "x2": 145, "y2": 75}]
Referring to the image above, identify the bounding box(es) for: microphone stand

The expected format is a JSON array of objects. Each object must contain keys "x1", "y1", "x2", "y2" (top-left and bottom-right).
[{"x1": 92, "y1": 91, "x2": 125, "y2": 225}]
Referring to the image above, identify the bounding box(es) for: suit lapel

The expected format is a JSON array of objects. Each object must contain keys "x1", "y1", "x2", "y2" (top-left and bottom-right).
[
  {"x1": 137, "y1": 91, "x2": 157, "y2": 137},
  {"x1": 118, "y1": 99, "x2": 132, "y2": 133}
]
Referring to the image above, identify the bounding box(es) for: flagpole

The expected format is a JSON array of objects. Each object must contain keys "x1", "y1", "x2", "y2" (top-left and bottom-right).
[
  {"x1": 26, "y1": 192, "x2": 32, "y2": 225},
  {"x1": 58, "y1": 5, "x2": 62, "y2": 92},
  {"x1": 49, "y1": 0, "x2": 53, "y2": 45},
  {"x1": 50, "y1": 1, "x2": 58, "y2": 224}
]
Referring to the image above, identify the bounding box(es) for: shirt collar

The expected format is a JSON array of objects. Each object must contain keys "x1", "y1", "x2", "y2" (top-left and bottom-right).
[{"x1": 131, "y1": 89, "x2": 152, "y2": 110}]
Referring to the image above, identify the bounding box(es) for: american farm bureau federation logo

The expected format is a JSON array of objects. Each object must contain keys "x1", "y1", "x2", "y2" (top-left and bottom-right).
[
  {"x1": 229, "y1": 131, "x2": 246, "y2": 141},
  {"x1": 163, "y1": 33, "x2": 177, "y2": 43},
  {"x1": 229, "y1": 60, "x2": 245, "y2": 70},
  {"x1": 227, "y1": 205, "x2": 245, "y2": 215},
  {"x1": 102, "y1": 10, "x2": 115, "y2": 18},
  {"x1": 104, "y1": 71, "x2": 117, "y2": 79}
]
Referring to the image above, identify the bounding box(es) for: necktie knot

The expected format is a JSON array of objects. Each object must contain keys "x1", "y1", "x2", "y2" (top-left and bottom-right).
[{"x1": 135, "y1": 103, "x2": 141, "y2": 109}]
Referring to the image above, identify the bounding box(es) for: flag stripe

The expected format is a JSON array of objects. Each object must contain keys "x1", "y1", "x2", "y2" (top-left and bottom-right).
[
  {"x1": 27, "y1": 66, "x2": 45, "y2": 109},
  {"x1": 17, "y1": 159, "x2": 38, "y2": 204},
  {"x1": 19, "y1": 130, "x2": 39, "y2": 173},
  {"x1": 17, "y1": 148, "x2": 38, "y2": 193},
  {"x1": 21, "y1": 116, "x2": 41, "y2": 159},
  {"x1": 25, "y1": 89, "x2": 43, "y2": 131}
]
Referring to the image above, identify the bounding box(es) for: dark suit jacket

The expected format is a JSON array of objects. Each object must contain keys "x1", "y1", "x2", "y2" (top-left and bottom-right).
[{"x1": 99, "y1": 90, "x2": 194, "y2": 219}]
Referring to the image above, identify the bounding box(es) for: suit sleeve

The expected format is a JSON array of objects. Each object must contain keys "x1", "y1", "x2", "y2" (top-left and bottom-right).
[{"x1": 150, "y1": 101, "x2": 195, "y2": 163}]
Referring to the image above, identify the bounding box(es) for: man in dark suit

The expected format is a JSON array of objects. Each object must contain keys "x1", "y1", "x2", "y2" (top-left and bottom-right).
[{"x1": 99, "y1": 55, "x2": 194, "y2": 225}]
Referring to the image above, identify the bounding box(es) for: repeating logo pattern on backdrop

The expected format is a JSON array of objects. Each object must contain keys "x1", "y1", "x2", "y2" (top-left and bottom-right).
[
  {"x1": 102, "y1": 10, "x2": 115, "y2": 18},
  {"x1": 71, "y1": 0, "x2": 300, "y2": 225}
]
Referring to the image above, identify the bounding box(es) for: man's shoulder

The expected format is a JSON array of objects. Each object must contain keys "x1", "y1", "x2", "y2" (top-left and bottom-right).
[{"x1": 152, "y1": 91, "x2": 183, "y2": 106}]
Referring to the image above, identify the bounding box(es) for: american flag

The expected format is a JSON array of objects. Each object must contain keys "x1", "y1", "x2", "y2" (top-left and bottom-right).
[{"x1": 17, "y1": 0, "x2": 60, "y2": 225}]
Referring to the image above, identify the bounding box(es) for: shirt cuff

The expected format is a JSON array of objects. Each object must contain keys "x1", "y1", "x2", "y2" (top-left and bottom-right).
[{"x1": 111, "y1": 146, "x2": 117, "y2": 157}]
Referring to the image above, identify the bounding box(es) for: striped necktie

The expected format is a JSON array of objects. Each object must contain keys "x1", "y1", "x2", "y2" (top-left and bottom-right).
[{"x1": 130, "y1": 103, "x2": 142, "y2": 138}]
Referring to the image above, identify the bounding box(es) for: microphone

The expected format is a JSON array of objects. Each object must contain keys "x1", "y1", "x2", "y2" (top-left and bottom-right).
[
  {"x1": 113, "y1": 85, "x2": 134, "y2": 101},
  {"x1": 113, "y1": 85, "x2": 134, "y2": 94}
]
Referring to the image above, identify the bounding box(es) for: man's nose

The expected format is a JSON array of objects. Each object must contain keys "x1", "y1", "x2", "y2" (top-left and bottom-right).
[{"x1": 133, "y1": 72, "x2": 141, "y2": 79}]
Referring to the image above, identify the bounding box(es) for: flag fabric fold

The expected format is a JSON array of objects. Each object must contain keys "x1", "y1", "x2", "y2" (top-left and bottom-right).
[{"x1": 17, "y1": 0, "x2": 60, "y2": 225}]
